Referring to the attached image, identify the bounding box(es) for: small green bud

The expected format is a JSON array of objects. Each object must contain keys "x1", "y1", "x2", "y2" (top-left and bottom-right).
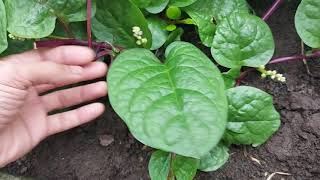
[{"x1": 166, "y1": 6, "x2": 182, "y2": 20}]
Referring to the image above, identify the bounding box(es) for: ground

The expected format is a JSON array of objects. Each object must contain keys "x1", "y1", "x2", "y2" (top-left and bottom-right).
[{"x1": 2, "y1": 0, "x2": 320, "y2": 179}]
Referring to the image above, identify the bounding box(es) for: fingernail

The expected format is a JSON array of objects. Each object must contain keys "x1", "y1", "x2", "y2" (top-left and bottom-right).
[{"x1": 70, "y1": 66, "x2": 83, "y2": 74}]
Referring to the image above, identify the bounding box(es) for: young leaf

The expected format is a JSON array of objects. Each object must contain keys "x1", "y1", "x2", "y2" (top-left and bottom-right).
[
  {"x1": 224, "y1": 86, "x2": 281, "y2": 147},
  {"x1": 172, "y1": 155, "x2": 199, "y2": 180},
  {"x1": 199, "y1": 143, "x2": 229, "y2": 172},
  {"x1": 147, "y1": 17, "x2": 169, "y2": 50},
  {"x1": 163, "y1": 28, "x2": 184, "y2": 47},
  {"x1": 108, "y1": 41, "x2": 228, "y2": 158},
  {"x1": 92, "y1": 0, "x2": 152, "y2": 48},
  {"x1": 222, "y1": 68, "x2": 241, "y2": 89},
  {"x1": 5, "y1": 0, "x2": 96, "y2": 38},
  {"x1": 295, "y1": 0, "x2": 320, "y2": 48},
  {"x1": 148, "y1": 150, "x2": 171, "y2": 180},
  {"x1": 183, "y1": 0, "x2": 217, "y2": 47},
  {"x1": 211, "y1": 13, "x2": 275, "y2": 68},
  {"x1": 169, "y1": 0, "x2": 198, "y2": 7},
  {"x1": 0, "y1": 0, "x2": 7, "y2": 54},
  {"x1": 146, "y1": 0, "x2": 169, "y2": 14}
]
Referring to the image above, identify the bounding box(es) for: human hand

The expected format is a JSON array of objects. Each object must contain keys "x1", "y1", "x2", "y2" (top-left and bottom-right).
[{"x1": 0, "y1": 46, "x2": 107, "y2": 167}]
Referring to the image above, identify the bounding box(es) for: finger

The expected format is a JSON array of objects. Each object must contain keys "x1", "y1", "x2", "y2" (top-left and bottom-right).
[
  {"x1": 19, "y1": 61, "x2": 106, "y2": 86},
  {"x1": 47, "y1": 103, "x2": 105, "y2": 136},
  {"x1": 34, "y1": 62, "x2": 107, "y2": 93},
  {"x1": 41, "y1": 82, "x2": 107, "y2": 112},
  {"x1": 5, "y1": 46, "x2": 95, "y2": 65}
]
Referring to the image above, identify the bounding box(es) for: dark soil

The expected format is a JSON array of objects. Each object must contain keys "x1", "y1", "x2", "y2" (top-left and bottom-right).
[{"x1": 2, "y1": 0, "x2": 320, "y2": 180}]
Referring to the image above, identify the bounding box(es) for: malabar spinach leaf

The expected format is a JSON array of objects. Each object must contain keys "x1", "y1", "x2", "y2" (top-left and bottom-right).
[
  {"x1": 146, "y1": 0, "x2": 169, "y2": 14},
  {"x1": 224, "y1": 86, "x2": 281, "y2": 147},
  {"x1": 172, "y1": 155, "x2": 199, "y2": 180},
  {"x1": 295, "y1": 0, "x2": 320, "y2": 48},
  {"x1": 169, "y1": 0, "x2": 198, "y2": 7},
  {"x1": 5, "y1": 0, "x2": 96, "y2": 38},
  {"x1": 148, "y1": 150, "x2": 171, "y2": 180},
  {"x1": 92, "y1": 0, "x2": 152, "y2": 48},
  {"x1": 148, "y1": 17, "x2": 169, "y2": 50},
  {"x1": 211, "y1": 13, "x2": 275, "y2": 68},
  {"x1": 199, "y1": 143, "x2": 229, "y2": 172},
  {"x1": 108, "y1": 41, "x2": 228, "y2": 158}
]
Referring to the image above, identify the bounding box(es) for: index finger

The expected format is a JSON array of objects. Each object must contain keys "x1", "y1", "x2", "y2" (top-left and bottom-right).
[{"x1": 5, "y1": 46, "x2": 96, "y2": 65}]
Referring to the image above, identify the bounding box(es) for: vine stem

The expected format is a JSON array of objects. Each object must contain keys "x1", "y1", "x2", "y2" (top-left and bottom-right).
[
  {"x1": 57, "y1": 16, "x2": 75, "y2": 38},
  {"x1": 236, "y1": 51, "x2": 320, "y2": 86},
  {"x1": 268, "y1": 51, "x2": 320, "y2": 64},
  {"x1": 87, "y1": 0, "x2": 93, "y2": 48},
  {"x1": 262, "y1": 0, "x2": 285, "y2": 21}
]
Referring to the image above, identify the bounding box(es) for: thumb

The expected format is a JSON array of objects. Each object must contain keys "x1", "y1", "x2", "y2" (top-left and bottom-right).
[{"x1": 18, "y1": 61, "x2": 84, "y2": 86}]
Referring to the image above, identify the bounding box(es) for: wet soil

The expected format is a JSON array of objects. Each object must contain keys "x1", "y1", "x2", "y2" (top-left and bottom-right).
[{"x1": 2, "y1": 0, "x2": 320, "y2": 180}]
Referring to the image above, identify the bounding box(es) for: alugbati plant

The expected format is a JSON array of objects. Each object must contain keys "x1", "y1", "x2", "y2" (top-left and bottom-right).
[{"x1": 0, "y1": 0, "x2": 319, "y2": 179}]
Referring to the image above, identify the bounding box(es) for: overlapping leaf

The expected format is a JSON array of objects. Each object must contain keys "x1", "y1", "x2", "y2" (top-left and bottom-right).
[
  {"x1": 211, "y1": 13, "x2": 275, "y2": 68},
  {"x1": 224, "y1": 86, "x2": 281, "y2": 147},
  {"x1": 92, "y1": 0, "x2": 152, "y2": 48},
  {"x1": 5, "y1": 0, "x2": 96, "y2": 38}
]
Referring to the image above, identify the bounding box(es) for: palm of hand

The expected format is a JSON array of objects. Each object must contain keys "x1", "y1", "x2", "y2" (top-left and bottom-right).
[{"x1": 0, "y1": 46, "x2": 107, "y2": 167}]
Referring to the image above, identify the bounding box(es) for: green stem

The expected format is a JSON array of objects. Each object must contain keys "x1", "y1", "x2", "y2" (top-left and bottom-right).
[{"x1": 167, "y1": 153, "x2": 175, "y2": 180}]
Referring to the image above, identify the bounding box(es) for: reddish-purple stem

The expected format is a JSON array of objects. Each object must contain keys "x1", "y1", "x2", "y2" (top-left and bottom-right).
[
  {"x1": 36, "y1": 39, "x2": 111, "y2": 49},
  {"x1": 269, "y1": 51, "x2": 320, "y2": 64},
  {"x1": 262, "y1": 0, "x2": 284, "y2": 21},
  {"x1": 236, "y1": 51, "x2": 320, "y2": 86},
  {"x1": 236, "y1": 68, "x2": 255, "y2": 86},
  {"x1": 87, "y1": 0, "x2": 93, "y2": 48}
]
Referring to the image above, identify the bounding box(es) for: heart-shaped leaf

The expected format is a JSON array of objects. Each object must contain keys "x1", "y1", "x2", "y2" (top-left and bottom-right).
[
  {"x1": 224, "y1": 86, "x2": 281, "y2": 147},
  {"x1": 0, "y1": 0, "x2": 7, "y2": 54},
  {"x1": 295, "y1": 0, "x2": 320, "y2": 48},
  {"x1": 108, "y1": 41, "x2": 228, "y2": 158},
  {"x1": 211, "y1": 13, "x2": 275, "y2": 68}
]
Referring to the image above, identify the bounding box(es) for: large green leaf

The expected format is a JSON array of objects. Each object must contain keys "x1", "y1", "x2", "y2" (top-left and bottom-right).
[
  {"x1": 211, "y1": 0, "x2": 249, "y2": 22},
  {"x1": 146, "y1": 0, "x2": 169, "y2": 14},
  {"x1": 5, "y1": 0, "x2": 96, "y2": 38},
  {"x1": 147, "y1": 17, "x2": 168, "y2": 50},
  {"x1": 172, "y1": 155, "x2": 199, "y2": 180},
  {"x1": 295, "y1": 0, "x2": 320, "y2": 48},
  {"x1": 211, "y1": 13, "x2": 275, "y2": 68},
  {"x1": 148, "y1": 150, "x2": 171, "y2": 180},
  {"x1": 0, "y1": 0, "x2": 7, "y2": 54},
  {"x1": 224, "y1": 86, "x2": 281, "y2": 147},
  {"x1": 199, "y1": 143, "x2": 229, "y2": 172},
  {"x1": 108, "y1": 41, "x2": 228, "y2": 158},
  {"x1": 169, "y1": 0, "x2": 198, "y2": 7},
  {"x1": 92, "y1": 0, "x2": 152, "y2": 48}
]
